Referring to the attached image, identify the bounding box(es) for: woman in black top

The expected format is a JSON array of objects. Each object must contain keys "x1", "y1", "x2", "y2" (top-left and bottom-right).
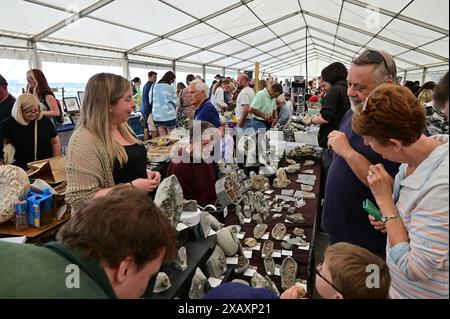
[
  {"x1": 305, "y1": 62, "x2": 351, "y2": 176},
  {"x1": 2, "y1": 93, "x2": 61, "y2": 170},
  {"x1": 26, "y1": 69, "x2": 62, "y2": 126}
]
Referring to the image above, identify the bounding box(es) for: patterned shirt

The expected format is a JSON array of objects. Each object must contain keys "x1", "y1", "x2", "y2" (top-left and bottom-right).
[
  {"x1": 387, "y1": 136, "x2": 449, "y2": 299},
  {"x1": 426, "y1": 107, "x2": 449, "y2": 136}
]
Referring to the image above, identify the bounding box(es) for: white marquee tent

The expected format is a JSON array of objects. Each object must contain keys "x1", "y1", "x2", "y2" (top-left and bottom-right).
[{"x1": 0, "y1": 0, "x2": 448, "y2": 81}]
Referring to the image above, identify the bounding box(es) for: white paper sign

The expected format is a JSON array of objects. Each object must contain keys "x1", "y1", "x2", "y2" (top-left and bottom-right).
[
  {"x1": 274, "y1": 266, "x2": 281, "y2": 276},
  {"x1": 236, "y1": 232, "x2": 245, "y2": 239},
  {"x1": 244, "y1": 218, "x2": 252, "y2": 224},
  {"x1": 261, "y1": 233, "x2": 270, "y2": 240},
  {"x1": 298, "y1": 244, "x2": 311, "y2": 251},
  {"x1": 243, "y1": 249, "x2": 253, "y2": 259},
  {"x1": 282, "y1": 234, "x2": 291, "y2": 240},
  {"x1": 272, "y1": 250, "x2": 282, "y2": 258},
  {"x1": 251, "y1": 243, "x2": 261, "y2": 251},
  {"x1": 226, "y1": 257, "x2": 239, "y2": 265},
  {"x1": 243, "y1": 266, "x2": 257, "y2": 277}
]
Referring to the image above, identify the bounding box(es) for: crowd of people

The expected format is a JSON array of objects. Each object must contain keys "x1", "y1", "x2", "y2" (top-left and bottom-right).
[{"x1": 0, "y1": 47, "x2": 448, "y2": 299}]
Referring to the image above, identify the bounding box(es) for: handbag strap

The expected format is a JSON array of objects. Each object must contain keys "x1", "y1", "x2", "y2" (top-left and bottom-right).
[{"x1": 34, "y1": 120, "x2": 38, "y2": 161}]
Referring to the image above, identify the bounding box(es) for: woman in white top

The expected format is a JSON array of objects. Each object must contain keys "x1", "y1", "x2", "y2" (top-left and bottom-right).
[{"x1": 210, "y1": 80, "x2": 230, "y2": 114}]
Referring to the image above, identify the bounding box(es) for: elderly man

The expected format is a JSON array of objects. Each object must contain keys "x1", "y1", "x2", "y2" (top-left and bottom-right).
[
  {"x1": 0, "y1": 186, "x2": 177, "y2": 298},
  {"x1": 0, "y1": 74, "x2": 16, "y2": 165},
  {"x1": 189, "y1": 79, "x2": 221, "y2": 129},
  {"x1": 322, "y1": 50, "x2": 400, "y2": 258}
]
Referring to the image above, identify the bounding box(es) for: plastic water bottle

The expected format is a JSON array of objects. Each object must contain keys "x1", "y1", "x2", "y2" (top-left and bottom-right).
[{"x1": 15, "y1": 195, "x2": 28, "y2": 232}]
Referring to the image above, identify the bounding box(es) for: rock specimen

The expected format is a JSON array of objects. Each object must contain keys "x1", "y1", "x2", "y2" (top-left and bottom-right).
[
  {"x1": 174, "y1": 246, "x2": 187, "y2": 271},
  {"x1": 0, "y1": 165, "x2": 30, "y2": 223},
  {"x1": 217, "y1": 228, "x2": 239, "y2": 256},
  {"x1": 206, "y1": 245, "x2": 227, "y2": 278},
  {"x1": 264, "y1": 257, "x2": 275, "y2": 276},
  {"x1": 281, "y1": 257, "x2": 298, "y2": 290},
  {"x1": 271, "y1": 223, "x2": 287, "y2": 240},
  {"x1": 253, "y1": 223, "x2": 268, "y2": 239},
  {"x1": 154, "y1": 175, "x2": 183, "y2": 227},
  {"x1": 189, "y1": 268, "x2": 210, "y2": 299},
  {"x1": 261, "y1": 240, "x2": 274, "y2": 258},
  {"x1": 153, "y1": 272, "x2": 171, "y2": 293}
]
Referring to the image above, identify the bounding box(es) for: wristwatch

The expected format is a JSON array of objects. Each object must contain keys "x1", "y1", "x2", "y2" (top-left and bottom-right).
[{"x1": 381, "y1": 214, "x2": 398, "y2": 223}]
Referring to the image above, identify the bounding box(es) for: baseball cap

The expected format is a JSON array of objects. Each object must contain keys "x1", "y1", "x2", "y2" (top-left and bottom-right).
[{"x1": 0, "y1": 74, "x2": 7, "y2": 86}]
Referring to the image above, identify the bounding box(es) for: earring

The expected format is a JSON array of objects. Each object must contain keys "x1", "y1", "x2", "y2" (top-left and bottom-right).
[{"x1": 393, "y1": 147, "x2": 399, "y2": 152}]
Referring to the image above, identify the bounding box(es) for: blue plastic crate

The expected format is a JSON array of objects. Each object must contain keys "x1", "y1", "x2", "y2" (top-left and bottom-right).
[{"x1": 26, "y1": 188, "x2": 54, "y2": 228}]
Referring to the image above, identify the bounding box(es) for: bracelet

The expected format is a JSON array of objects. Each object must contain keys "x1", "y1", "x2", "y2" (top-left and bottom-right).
[{"x1": 381, "y1": 214, "x2": 398, "y2": 223}]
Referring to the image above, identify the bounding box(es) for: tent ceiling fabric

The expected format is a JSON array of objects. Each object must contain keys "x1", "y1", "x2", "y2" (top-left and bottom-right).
[{"x1": 0, "y1": 0, "x2": 448, "y2": 77}]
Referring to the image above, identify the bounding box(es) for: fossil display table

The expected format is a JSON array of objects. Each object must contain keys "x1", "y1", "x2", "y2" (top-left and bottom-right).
[
  {"x1": 224, "y1": 161, "x2": 322, "y2": 295},
  {"x1": 144, "y1": 233, "x2": 217, "y2": 299}
]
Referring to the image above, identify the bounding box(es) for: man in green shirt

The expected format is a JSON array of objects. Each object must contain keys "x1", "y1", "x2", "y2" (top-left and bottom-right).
[
  {"x1": 0, "y1": 186, "x2": 176, "y2": 299},
  {"x1": 249, "y1": 83, "x2": 283, "y2": 130}
]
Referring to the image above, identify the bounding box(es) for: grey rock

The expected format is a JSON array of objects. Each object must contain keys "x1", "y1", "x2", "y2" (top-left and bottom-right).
[
  {"x1": 189, "y1": 268, "x2": 210, "y2": 299},
  {"x1": 174, "y1": 247, "x2": 187, "y2": 271},
  {"x1": 217, "y1": 228, "x2": 239, "y2": 256},
  {"x1": 183, "y1": 199, "x2": 198, "y2": 212},
  {"x1": 271, "y1": 223, "x2": 287, "y2": 240},
  {"x1": 286, "y1": 213, "x2": 305, "y2": 224},
  {"x1": 281, "y1": 257, "x2": 298, "y2": 290},
  {"x1": 153, "y1": 272, "x2": 171, "y2": 293},
  {"x1": 264, "y1": 257, "x2": 275, "y2": 276},
  {"x1": 253, "y1": 223, "x2": 268, "y2": 239},
  {"x1": 206, "y1": 245, "x2": 227, "y2": 278}
]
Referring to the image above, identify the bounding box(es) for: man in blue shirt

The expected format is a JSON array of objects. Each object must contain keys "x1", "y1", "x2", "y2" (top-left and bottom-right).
[
  {"x1": 189, "y1": 79, "x2": 221, "y2": 129},
  {"x1": 141, "y1": 71, "x2": 157, "y2": 140},
  {"x1": 322, "y1": 50, "x2": 400, "y2": 258}
]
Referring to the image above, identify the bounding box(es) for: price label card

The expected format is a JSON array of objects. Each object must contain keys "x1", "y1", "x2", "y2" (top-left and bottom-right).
[
  {"x1": 243, "y1": 249, "x2": 253, "y2": 259},
  {"x1": 261, "y1": 232, "x2": 270, "y2": 240},
  {"x1": 298, "y1": 244, "x2": 311, "y2": 251},
  {"x1": 244, "y1": 218, "x2": 252, "y2": 224},
  {"x1": 236, "y1": 232, "x2": 245, "y2": 239},
  {"x1": 243, "y1": 266, "x2": 257, "y2": 277},
  {"x1": 272, "y1": 250, "x2": 282, "y2": 258},
  {"x1": 282, "y1": 234, "x2": 291, "y2": 241},
  {"x1": 274, "y1": 266, "x2": 281, "y2": 276},
  {"x1": 226, "y1": 257, "x2": 239, "y2": 265},
  {"x1": 251, "y1": 243, "x2": 261, "y2": 251},
  {"x1": 282, "y1": 250, "x2": 293, "y2": 256}
]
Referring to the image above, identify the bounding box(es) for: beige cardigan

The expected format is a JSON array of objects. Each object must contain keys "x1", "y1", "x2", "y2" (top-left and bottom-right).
[{"x1": 65, "y1": 127, "x2": 115, "y2": 212}]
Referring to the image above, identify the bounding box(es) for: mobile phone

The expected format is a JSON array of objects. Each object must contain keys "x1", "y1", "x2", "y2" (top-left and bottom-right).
[{"x1": 363, "y1": 199, "x2": 382, "y2": 221}]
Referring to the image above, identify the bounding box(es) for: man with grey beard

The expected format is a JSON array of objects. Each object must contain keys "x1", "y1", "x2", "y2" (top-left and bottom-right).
[{"x1": 321, "y1": 50, "x2": 400, "y2": 258}]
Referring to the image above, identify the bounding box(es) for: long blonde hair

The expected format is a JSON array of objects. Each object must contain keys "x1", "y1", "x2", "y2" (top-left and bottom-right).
[
  {"x1": 79, "y1": 73, "x2": 141, "y2": 168},
  {"x1": 11, "y1": 93, "x2": 43, "y2": 126}
]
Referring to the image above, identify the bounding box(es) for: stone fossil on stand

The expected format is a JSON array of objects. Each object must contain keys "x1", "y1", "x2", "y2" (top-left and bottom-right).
[
  {"x1": 234, "y1": 255, "x2": 250, "y2": 275},
  {"x1": 206, "y1": 245, "x2": 227, "y2": 278},
  {"x1": 153, "y1": 272, "x2": 171, "y2": 293},
  {"x1": 281, "y1": 257, "x2": 298, "y2": 291},
  {"x1": 189, "y1": 268, "x2": 210, "y2": 299},
  {"x1": 253, "y1": 223, "x2": 268, "y2": 239},
  {"x1": 261, "y1": 240, "x2": 274, "y2": 258},
  {"x1": 217, "y1": 227, "x2": 240, "y2": 256},
  {"x1": 271, "y1": 223, "x2": 287, "y2": 240},
  {"x1": 272, "y1": 168, "x2": 291, "y2": 188},
  {"x1": 174, "y1": 246, "x2": 187, "y2": 271},
  {"x1": 154, "y1": 175, "x2": 184, "y2": 227},
  {"x1": 264, "y1": 257, "x2": 275, "y2": 276},
  {"x1": 286, "y1": 213, "x2": 305, "y2": 224}
]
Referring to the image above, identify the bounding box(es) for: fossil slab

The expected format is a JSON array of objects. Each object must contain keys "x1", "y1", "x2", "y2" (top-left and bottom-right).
[
  {"x1": 234, "y1": 255, "x2": 250, "y2": 275},
  {"x1": 271, "y1": 223, "x2": 287, "y2": 240},
  {"x1": 253, "y1": 223, "x2": 268, "y2": 239},
  {"x1": 174, "y1": 246, "x2": 187, "y2": 271},
  {"x1": 251, "y1": 175, "x2": 270, "y2": 192},
  {"x1": 264, "y1": 275, "x2": 280, "y2": 296},
  {"x1": 281, "y1": 257, "x2": 298, "y2": 291},
  {"x1": 264, "y1": 257, "x2": 275, "y2": 276},
  {"x1": 251, "y1": 272, "x2": 267, "y2": 289},
  {"x1": 153, "y1": 272, "x2": 171, "y2": 293},
  {"x1": 261, "y1": 240, "x2": 274, "y2": 258},
  {"x1": 281, "y1": 242, "x2": 294, "y2": 250},
  {"x1": 217, "y1": 228, "x2": 239, "y2": 256},
  {"x1": 154, "y1": 174, "x2": 183, "y2": 227},
  {"x1": 183, "y1": 199, "x2": 198, "y2": 212},
  {"x1": 243, "y1": 205, "x2": 252, "y2": 218},
  {"x1": 189, "y1": 268, "x2": 210, "y2": 299},
  {"x1": 252, "y1": 213, "x2": 263, "y2": 224},
  {"x1": 244, "y1": 237, "x2": 258, "y2": 248},
  {"x1": 300, "y1": 184, "x2": 314, "y2": 192},
  {"x1": 206, "y1": 245, "x2": 227, "y2": 278},
  {"x1": 293, "y1": 227, "x2": 305, "y2": 238},
  {"x1": 0, "y1": 165, "x2": 30, "y2": 223},
  {"x1": 286, "y1": 213, "x2": 305, "y2": 224},
  {"x1": 285, "y1": 164, "x2": 300, "y2": 174},
  {"x1": 273, "y1": 168, "x2": 291, "y2": 188}
]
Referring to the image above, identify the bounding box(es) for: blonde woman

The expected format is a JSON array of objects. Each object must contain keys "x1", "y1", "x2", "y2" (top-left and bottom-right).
[
  {"x1": 65, "y1": 73, "x2": 161, "y2": 212},
  {"x1": 2, "y1": 93, "x2": 61, "y2": 169}
]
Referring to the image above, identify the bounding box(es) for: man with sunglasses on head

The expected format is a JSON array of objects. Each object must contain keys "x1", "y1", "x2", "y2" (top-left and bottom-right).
[{"x1": 321, "y1": 50, "x2": 400, "y2": 258}]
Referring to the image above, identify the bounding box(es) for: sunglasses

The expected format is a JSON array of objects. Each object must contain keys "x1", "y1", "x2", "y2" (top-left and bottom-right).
[
  {"x1": 365, "y1": 50, "x2": 391, "y2": 80},
  {"x1": 315, "y1": 263, "x2": 345, "y2": 298}
]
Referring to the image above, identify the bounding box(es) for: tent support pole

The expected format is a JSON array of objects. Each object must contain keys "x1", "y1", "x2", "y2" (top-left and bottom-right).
[{"x1": 123, "y1": 53, "x2": 130, "y2": 80}]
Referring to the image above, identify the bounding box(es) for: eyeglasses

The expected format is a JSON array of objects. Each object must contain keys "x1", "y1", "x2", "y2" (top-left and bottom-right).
[
  {"x1": 365, "y1": 50, "x2": 391, "y2": 80},
  {"x1": 315, "y1": 263, "x2": 345, "y2": 298},
  {"x1": 23, "y1": 109, "x2": 40, "y2": 115}
]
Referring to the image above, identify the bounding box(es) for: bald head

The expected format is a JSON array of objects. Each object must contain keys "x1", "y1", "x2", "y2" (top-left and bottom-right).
[{"x1": 237, "y1": 73, "x2": 249, "y2": 89}]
